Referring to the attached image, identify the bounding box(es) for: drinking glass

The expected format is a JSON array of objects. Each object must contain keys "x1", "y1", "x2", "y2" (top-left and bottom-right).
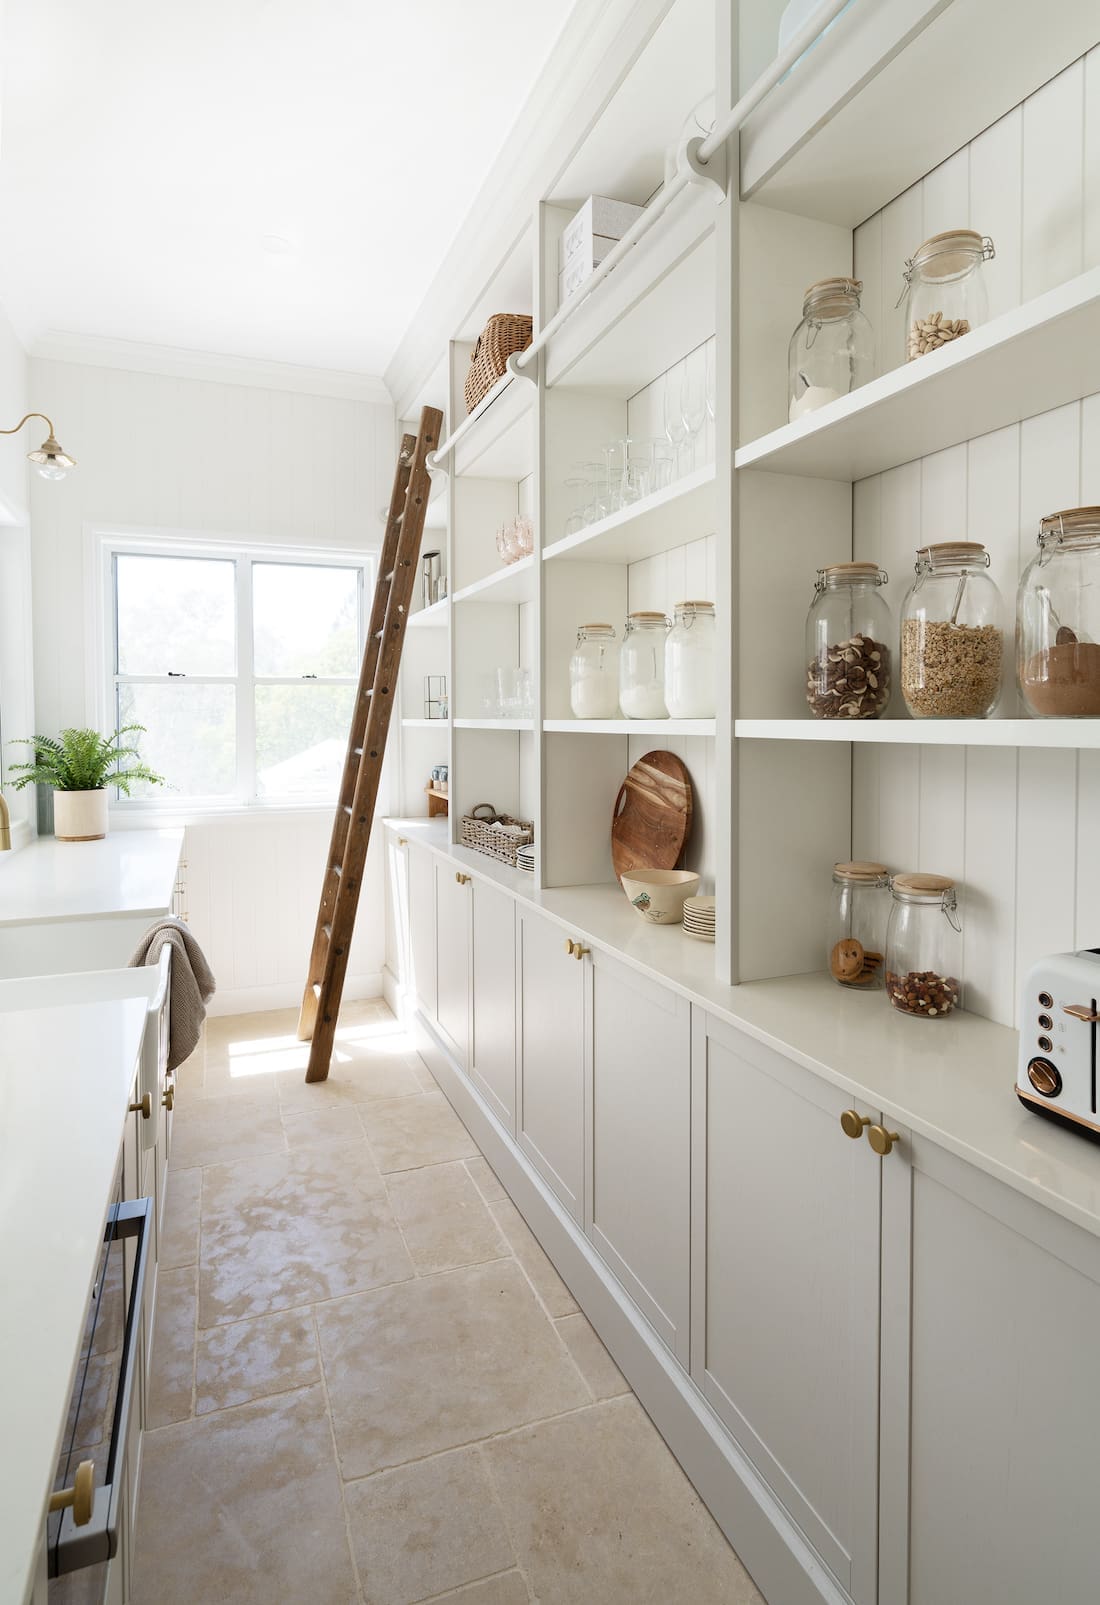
[
  {"x1": 705, "y1": 341, "x2": 717, "y2": 422},
  {"x1": 682, "y1": 356, "x2": 707, "y2": 471},
  {"x1": 514, "y1": 514, "x2": 534, "y2": 557},
  {"x1": 620, "y1": 444, "x2": 650, "y2": 505},
  {"x1": 601, "y1": 441, "x2": 625, "y2": 515},
  {"x1": 496, "y1": 524, "x2": 514, "y2": 565},
  {"x1": 648, "y1": 438, "x2": 676, "y2": 493},
  {"x1": 663, "y1": 370, "x2": 688, "y2": 478},
  {"x1": 563, "y1": 477, "x2": 590, "y2": 538}
]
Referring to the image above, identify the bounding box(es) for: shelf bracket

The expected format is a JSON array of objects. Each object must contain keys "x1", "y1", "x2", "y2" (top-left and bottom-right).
[
  {"x1": 678, "y1": 135, "x2": 727, "y2": 203},
  {"x1": 504, "y1": 351, "x2": 538, "y2": 388}
]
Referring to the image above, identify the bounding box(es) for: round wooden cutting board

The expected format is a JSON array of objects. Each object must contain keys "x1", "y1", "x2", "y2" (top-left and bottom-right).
[{"x1": 611, "y1": 750, "x2": 693, "y2": 881}]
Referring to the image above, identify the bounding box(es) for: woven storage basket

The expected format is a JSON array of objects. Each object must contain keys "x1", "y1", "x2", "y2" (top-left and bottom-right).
[
  {"x1": 464, "y1": 314, "x2": 533, "y2": 413},
  {"x1": 460, "y1": 803, "x2": 534, "y2": 868}
]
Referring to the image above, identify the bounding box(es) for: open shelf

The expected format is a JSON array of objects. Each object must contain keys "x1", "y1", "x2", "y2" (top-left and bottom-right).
[
  {"x1": 452, "y1": 556, "x2": 534, "y2": 605},
  {"x1": 452, "y1": 373, "x2": 536, "y2": 479},
  {"x1": 740, "y1": 0, "x2": 1100, "y2": 227},
  {"x1": 454, "y1": 718, "x2": 534, "y2": 732},
  {"x1": 735, "y1": 269, "x2": 1100, "y2": 482},
  {"x1": 736, "y1": 718, "x2": 1100, "y2": 749},
  {"x1": 402, "y1": 718, "x2": 449, "y2": 730},
  {"x1": 545, "y1": 718, "x2": 716, "y2": 736},
  {"x1": 407, "y1": 598, "x2": 449, "y2": 629},
  {"x1": 543, "y1": 464, "x2": 716, "y2": 564}
]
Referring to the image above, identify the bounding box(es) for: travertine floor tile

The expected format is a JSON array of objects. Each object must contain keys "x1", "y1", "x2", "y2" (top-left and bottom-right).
[
  {"x1": 199, "y1": 1143, "x2": 412, "y2": 1326},
  {"x1": 554, "y1": 1313, "x2": 630, "y2": 1400},
  {"x1": 276, "y1": 1052, "x2": 423, "y2": 1107},
  {"x1": 490, "y1": 1198, "x2": 578, "y2": 1318},
  {"x1": 169, "y1": 1095, "x2": 286, "y2": 1170},
  {"x1": 386, "y1": 1161, "x2": 507, "y2": 1274},
  {"x1": 359, "y1": 1091, "x2": 480, "y2": 1172},
  {"x1": 281, "y1": 1104, "x2": 366, "y2": 1150},
  {"x1": 158, "y1": 1167, "x2": 201, "y2": 1269},
  {"x1": 146, "y1": 1266, "x2": 196, "y2": 1428},
  {"x1": 484, "y1": 1396, "x2": 764, "y2": 1605},
  {"x1": 316, "y1": 1261, "x2": 589, "y2": 1479},
  {"x1": 344, "y1": 1446, "x2": 514, "y2": 1605},
  {"x1": 196, "y1": 1308, "x2": 319, "y2": 1415},
  {"x1": 131, "y1": 1385, "x2": 356, "y2": 1605},
  {"x1": 427, "y1": 1576, "x2": 530, "y2": 1604},
  {"x1": 465, "y1": 1155, "x2": 507, "y2": 1203}
]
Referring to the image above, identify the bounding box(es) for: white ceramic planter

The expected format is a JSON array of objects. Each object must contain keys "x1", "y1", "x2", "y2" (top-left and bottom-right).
[{"x1": 53, "y1": 788, "x2": 109, "y2": 842}]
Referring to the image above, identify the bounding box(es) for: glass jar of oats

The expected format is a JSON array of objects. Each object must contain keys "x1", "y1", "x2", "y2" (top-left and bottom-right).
[{"x1": 900, "y1": 543, "x2": 1004, "y2": 719}]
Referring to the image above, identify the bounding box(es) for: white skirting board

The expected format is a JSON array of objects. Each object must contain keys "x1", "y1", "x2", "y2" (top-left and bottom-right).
[
  {"x1": 411, "y1": 1007, "x2": 851, "y2": 1605},
  {"x1": 206, "y1": 972, "x2": 383, "y2": 1018}
]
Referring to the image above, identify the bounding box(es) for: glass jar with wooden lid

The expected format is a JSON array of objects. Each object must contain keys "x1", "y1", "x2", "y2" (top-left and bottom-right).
[
  {"x1": 788, "y1": 277, "x2": 874, "y2": 422},
  {"x1": 805, "y1": 563, "x2": 892, "y2": 719},
  {"x1": 901, "y1": 230, "x2": 994, "y2": 362},
  {"x1": 900, "y1": 542, "x2": 1004, "y2": 719},
  {"x1": 1017, "y1": 507, "x2": 1100, "y2": 718},
  {"x1": 885, "y1": 874, "x2": 962, "y2": 1019},
  {"x1": 665, "y1": 601, "x2": 715, "y2": 718},
  {"x1": 619, "y1": 611, "x2": 671, "y2": 719},
  {"x1": 828, "y1": 862, "x2": 890, "y2": 990},
  {"x1": 569, "y1": 624, "x2": 620, "y2": 719}
]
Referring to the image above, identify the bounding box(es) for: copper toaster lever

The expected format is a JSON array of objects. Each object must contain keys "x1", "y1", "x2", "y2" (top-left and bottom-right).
[{"x1": 1063, "y1": 1004, "x2": 1100, "y2": 1023}]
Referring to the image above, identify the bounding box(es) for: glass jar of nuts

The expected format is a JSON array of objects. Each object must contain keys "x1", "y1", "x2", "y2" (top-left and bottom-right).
[
  {"x1": 805, "y1": 563, "x2": 892, "y2": 720},
  {"x1": 829, "y1": 862, "x2": 890, "y2": 990},
  {"x1": 901, "y1": 230, "x2": 994, "y2": 362},
  {"x1": 900, "y1": 542, "x2": 1004, "y2": 719},
  {"x1": 885, "y1": 874, "x2": 962, "y2": 1019}
]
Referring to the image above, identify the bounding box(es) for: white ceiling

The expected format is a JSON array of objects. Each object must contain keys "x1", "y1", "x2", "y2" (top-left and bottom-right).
[{"x1": 0, "y1": 0, "x2": 577, "y2": 377}]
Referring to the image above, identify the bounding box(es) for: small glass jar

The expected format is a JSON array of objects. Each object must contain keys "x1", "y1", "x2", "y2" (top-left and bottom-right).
[
  {"x1": 788, "y1": 278, "x2": 874, "y2": 422},
  {"x1": 828, "y1": 862, "x2": 890, "y2": 990},
  {"x1": 620, "y1": 612, "x2": 671, "y2": 719},
  {"x1": 885, "y1": 874, "x2": 962, "y2": 1019},
  {"x1": 805, "y1": 563, "x2": 892, "y2": 719},
  {"x1": 900, "y1": 542, "x2": 1004, "y2": 719},
  {"x1": 1017, "y1": 507, "x2": 1100, "y2": 719},
  {"x1": 665, "y1": 601, "x2": 715, "y2": 717},
  {"x1": 569, "y1": 624, "x2": 620, "y2": 719},
  {"x1": 901, "y1": 230, "x2": 995, "y2": 362}
]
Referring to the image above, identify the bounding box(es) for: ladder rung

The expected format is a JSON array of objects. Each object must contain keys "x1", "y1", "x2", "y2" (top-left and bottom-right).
[
  {"x1": 383, "y1": 569, "x2": 394, "y2": 583},
  {"x1": 353, "y1": 747, "x2": 363, "y2": 757},
  {"x1": 312, "y1": 982, "x2": 321, "y2": 999},
  {"x1": 322, "y1": 923, "x2": 331, "y2": 939},
  {"x1": 342, "y1": 805, "x2": 352, "y2": 816},
  {"x1": 331, "y1": 863, "x2": 342, "y2": 877}
]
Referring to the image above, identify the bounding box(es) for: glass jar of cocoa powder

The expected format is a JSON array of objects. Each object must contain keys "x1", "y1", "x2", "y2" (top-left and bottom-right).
[
  {"x1": 805, "y1": 563, "x2": 892, "y2": 720},
  {"x1": 885, "y1": 874, "x2": 962, "y2": 1020},
  {"x1": 900, "y1": 543, "x2": 1004, "y2": 719},
  {"x1": 1018, "y1": 508, "x2": 1100, "y2": 719}
]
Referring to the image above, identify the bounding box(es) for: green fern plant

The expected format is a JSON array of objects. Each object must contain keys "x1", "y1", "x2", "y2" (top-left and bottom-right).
[{"x1": 7, "y1": 725, "x2": 165, "y2": 795}]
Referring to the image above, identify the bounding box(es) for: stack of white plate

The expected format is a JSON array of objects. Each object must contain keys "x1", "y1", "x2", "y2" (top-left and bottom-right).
[
  {"x1": 516, "y1": 843, "x2": 536, "y2": 874},
  {"x1": 682, "y1": 895, "x2": 716, "y2": 942}
]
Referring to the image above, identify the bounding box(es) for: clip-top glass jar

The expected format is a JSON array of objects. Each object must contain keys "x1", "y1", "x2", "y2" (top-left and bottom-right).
[
  {"x1": 901, "y1": 230, "x2": 994, "y2": 362},
  {"x1": 829, "y1": 862, "x2": 890, "y2": 990},
  {"x1": 805, "y1": 563, "x2": 892, "y2": 719},
  {"x1": 665, "y1": 601, "x2": 715, "y2": 717},
  {"x1": 900, "y1": 542, "x2": 1004, "y2": 719},
  {"x1": 885, "y1": 874, "x2": 962, "y2": 1018},
  {"x1": 569, "y1": 624, "x2": 620, "y2": 719},
  {"x1": 1017, "y1": 507, "x2": 1100, "y2": 719},
  {"x1": 620, "y1": 612, "x2": 671, "y2": 719},
  {"x1": 788, "y1": 278, "x2": 874, "y2": 422}
]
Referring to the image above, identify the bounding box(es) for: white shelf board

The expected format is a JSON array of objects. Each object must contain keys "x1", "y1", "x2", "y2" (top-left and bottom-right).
[
  {"x1": 735, "y1": 270, "x2": 1100, "y2": 482},
  {"x1": 402, "y1": 718, "x2": 449, "y2": 730},
  {"x1": 454, "y1": 718, "x2": 534, "y2": 732},
  {"x1": 736, "y1": 718, "x2": 1100, "y2": 749},
  {"x1": 452, "y1": 556, "x2": 534, "y2": 605},
  {"x1": 543, "y1": 464, "x2": 716, "y2": 565},
  {"x1": 740, "y1": 0, "x2": 1100, "y2": 227},
  {"x1": 452, "y1": 373, "x2": 536, "y2": 479},
  {"x1": 407, "y1": 599, "x2": 449, "y2": 629},
  {"x1": 545, "y1": 718, "x2": 716, "y2": 736},
  {"x1": 545, "y1": 183, "x2": 716, "y2": 395}
]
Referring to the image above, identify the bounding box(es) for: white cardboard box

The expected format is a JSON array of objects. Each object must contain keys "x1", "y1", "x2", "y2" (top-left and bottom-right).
[
  {"x1": 557, "y1": 235, "x2": 621, "y2": 305},
  {"x1": 560, "y1": 195, "x2": 645, "y2": 268}
]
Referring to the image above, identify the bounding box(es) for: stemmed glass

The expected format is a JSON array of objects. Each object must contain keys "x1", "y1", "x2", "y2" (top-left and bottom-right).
[
  {"x1": 563, "y1": 474, "x2": 591, "y2": 538},
  {"x1": 682, "y1": 356, "x2": 707, "y2": 474},
  {"x1": 663, "y1": 369, "x2": 688, "y2": 480},
  {"x1": 705, "y1": 341, "x2": 716, "y2": 424}
]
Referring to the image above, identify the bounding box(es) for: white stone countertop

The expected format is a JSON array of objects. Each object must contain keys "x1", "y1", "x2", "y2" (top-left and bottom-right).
[{"x1": 0, "y1": 829, "x2": 183, "y2": 926}]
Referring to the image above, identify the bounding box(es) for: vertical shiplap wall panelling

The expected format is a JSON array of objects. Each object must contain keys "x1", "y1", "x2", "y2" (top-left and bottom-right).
[
  {"x1": 1021, "y1": 62, "x2": 1084, "y2": 300},
  {"x1": 626, "y1": 336, "x2": 717, "y2": 477},
  {"x1": 1078, "y1": 393, "x2": 1100, "y2": 947}
]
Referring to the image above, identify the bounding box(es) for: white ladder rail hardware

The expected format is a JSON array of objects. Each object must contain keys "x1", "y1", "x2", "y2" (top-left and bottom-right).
[{"x1": 297, "y1": 405, "x2": 443, "y2": 1083}]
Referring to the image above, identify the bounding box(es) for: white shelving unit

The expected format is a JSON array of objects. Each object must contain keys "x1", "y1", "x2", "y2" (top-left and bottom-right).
[
  {"x1": 543, "y1": 464, "x2": 715, "y2": 564},
  {"x1": 452, "y1": 555, "x2": 534, "y2": 605},
  {"x1": 736, "y1": 718, "x2": 1100, "y2": 748},
  {"x1": 545, "y1": 717, "x2": 716, "y2": 736}
]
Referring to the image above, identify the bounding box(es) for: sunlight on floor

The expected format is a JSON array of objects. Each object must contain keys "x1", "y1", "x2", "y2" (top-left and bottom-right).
[{"x1": 219, "y1": 1008, "x2": 419, "y2": 1078}]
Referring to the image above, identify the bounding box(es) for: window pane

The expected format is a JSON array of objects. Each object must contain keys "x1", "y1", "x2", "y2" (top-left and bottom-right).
[
  {"x1": 255, "y1": 684, "x2": 355, "y2": 797},
  {"x1": 116, "y1": 555, "x2": 236, "y2": 676},
  {"x1": 253, "y1": 563, "x2": 359, "y2": 677},
  {"x1": 118, "y1": 683, "x2": 236, "y2": 797}
]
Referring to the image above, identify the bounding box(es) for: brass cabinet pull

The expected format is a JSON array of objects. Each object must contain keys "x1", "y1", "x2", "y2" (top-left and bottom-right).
[
  {"x1": 565, "y1": 938, "x2": 575, "y2": 955},
  {"x1": 129, "y1": 1092, "x2": 152, "y2": 1121},
  {"x1": 867, "y1": 1124, "x2": 900, "y2": 1156},
  {"x1": 572, "y1": 944, "x2": 590, "y2": 961},
  {"x1": 456, "y1": 872, "x2": 471, "y2": 885},
  {"x1": 840, "y1": 1109, "x2": 871, "y2": 1139},
  {"x1": 49, "y1": 1458, "x2": 95, "y2": 1527},
  {"x1": 163, "y1": 1085, "x2": 175, "y2": 1112},
  {"x1": 398, "y1": 836, "x2": 408, "y2": 847}
]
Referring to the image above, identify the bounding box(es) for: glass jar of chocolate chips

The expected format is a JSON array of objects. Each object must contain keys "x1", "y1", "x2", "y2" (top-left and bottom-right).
[{"x1": 805, "y1": 563, "x2": 892, "y2": 719}]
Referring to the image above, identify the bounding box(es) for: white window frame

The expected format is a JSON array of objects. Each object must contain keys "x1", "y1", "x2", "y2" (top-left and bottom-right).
[{"x1": 85, "y1": 525, "x2": 376, "y2": 813}]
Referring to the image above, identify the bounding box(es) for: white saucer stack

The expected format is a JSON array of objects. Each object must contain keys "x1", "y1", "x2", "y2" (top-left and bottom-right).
[
  {"x1": 682, "y1": 895, "x2": 716, "y2": 942},
  {"x1": 516, "y1": 842, "x2": 536, "y2": 874}
]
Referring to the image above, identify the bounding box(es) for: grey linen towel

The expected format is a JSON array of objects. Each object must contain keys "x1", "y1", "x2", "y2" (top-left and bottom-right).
[{"x1": 129, "y1": 917, "x2": 216, "y2": 1071}]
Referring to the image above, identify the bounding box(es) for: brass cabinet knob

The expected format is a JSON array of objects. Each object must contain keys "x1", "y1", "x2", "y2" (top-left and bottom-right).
[
  {"x1": 867, "y1": 1124, "x2": 900, "y2": 1157},
  {"x1": 572, "y1": 944, "x2": 590, "y2": 961},
  {"x1": 163, "y1": 1085, "x2": 175, "y2": 1112},
  {"x1": 49, "y1": 1458, "x2": 95, "y2": 1526},
  {"x1": 398, "y1": 836, "x2": 408, "y2": 847},
  {"x1": 455, "y1": 872, "x2": 471, "y2": 885},
  {"x1": 840, "y1": 1109, "x2": 871, "y2": 1139},
  {"x1": 565, "y1": 938, "x2": 575, "y2": 955},
  {"x1": 129, "y1": 1092, "x2": 152, "y2": 1121}
]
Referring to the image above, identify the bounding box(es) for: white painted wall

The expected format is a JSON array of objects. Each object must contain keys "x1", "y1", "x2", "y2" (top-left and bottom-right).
[
  {"x1": 26, "y1": 353, "x2": 395, "y2": 1013},
  {"x1": 0, "y1": 297, "x2": 34, "y2": 848}
]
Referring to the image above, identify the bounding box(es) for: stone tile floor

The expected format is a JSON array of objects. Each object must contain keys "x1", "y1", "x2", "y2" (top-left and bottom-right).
[{"x1": 132, "y1": 1000, "x2": 765, "y2": 1605}]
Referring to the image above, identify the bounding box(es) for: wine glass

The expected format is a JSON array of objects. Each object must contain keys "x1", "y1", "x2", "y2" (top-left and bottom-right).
[
  {"x1": 682, "y1": 355, "x2": 707, "y2": 473},
  {"x1": 663, "y1": 369, "x2": 688, "y2": 479},
  {"x1": 563, "y1": 474, "x2": 590, "y2": 537},
  {"x1": 705, "y1": 340, "x2": 716, "y2": 423}
]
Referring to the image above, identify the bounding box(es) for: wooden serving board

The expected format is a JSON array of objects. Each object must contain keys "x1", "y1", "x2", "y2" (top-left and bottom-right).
[{"x1": 611, "y1": 750, "x2": 693, "y2": 881}]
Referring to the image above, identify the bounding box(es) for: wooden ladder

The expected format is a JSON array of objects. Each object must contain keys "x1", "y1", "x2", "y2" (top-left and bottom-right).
[{"x1": 297, "y1": 405, "x2": 443, "y2": 1082}]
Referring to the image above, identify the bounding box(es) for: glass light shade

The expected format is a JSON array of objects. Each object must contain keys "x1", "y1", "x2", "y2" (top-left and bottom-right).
[{"x1": 28, "y1": 433, "x2": 75, "y2": 480}]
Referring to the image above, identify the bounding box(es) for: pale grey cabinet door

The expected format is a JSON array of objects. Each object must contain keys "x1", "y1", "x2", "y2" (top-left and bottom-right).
[
  {"x1": 406, "y1": 845, "x2": 436, "y2": 1022},
  {"x1": 518, "y1": 909, "x2": 585, "y2": 1222},
  {"x1": 589, "y1": 947, "x2": 691, "y2": 1363},
  {"x1": 434, "y1": 864, "x2": 471, "y2": 1070},
  {"x1": 697, "y1": 1012, "x2": 881, "y2": 1605},
  {"x1": 470, "y1": 878, "x2": 517, "y2": 1131},
  {"x1": 383, "y1": 833, "x2": 409, "y2": 989},
  {"x1": 880, "y1": 1134, "x2": 1100, "y2": 1605}
]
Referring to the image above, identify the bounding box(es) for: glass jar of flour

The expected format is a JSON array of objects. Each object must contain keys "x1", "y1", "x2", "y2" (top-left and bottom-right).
[
  {"x1": 788, "y1": 278, "x2": 874, "y2": 422},
  {"x1": 569, "y1": 624, "x2": 620, "y2": 719},
  {"x1": 620, "y1": 612, "x2": 671, "y2": 719},
  {"x1": 665, "y1": 601, "x2": 715, "y2": 717}
]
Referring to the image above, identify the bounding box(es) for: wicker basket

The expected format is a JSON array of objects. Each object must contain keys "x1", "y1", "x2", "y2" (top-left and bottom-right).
[
  {"x1": 460, "y1": 803, "x2": 534, "y2": 868},
  {"x1": 464, "y1": 314, "x2": 533, "y2": 413}
]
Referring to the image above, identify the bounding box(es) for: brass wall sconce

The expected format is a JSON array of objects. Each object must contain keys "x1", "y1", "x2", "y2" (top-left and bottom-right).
[{"x1": 1, "y1": 412, "x2": 76, "y2": 480}]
